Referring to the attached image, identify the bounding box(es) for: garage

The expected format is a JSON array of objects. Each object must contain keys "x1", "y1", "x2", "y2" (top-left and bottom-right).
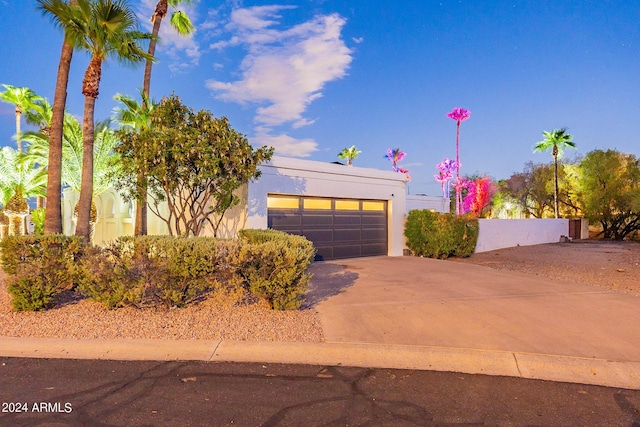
[{"x1": 267, "y1": 195, "x2": 388, "y2": 260}]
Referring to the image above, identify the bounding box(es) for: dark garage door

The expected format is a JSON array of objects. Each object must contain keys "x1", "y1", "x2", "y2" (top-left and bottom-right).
[{"x1": 267, "y1": 195, "x2": 388, "y2": 260}]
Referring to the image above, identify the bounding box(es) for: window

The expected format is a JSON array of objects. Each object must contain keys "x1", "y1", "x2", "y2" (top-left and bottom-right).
[
  {"x1": 335, "y1": 200, "x2": 360, "y2": 210},
  {"x1": 267, "y1": 196, "x2": 299, "y2": 209},
  {"x1": 303, "y1": 198, "x2": 332, "y2": 210},
  {"x1": 362, "y1": 201, "x2": 385, "y2": 211}
]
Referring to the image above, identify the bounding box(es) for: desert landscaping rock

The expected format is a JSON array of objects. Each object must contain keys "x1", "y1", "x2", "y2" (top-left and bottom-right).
[
  {"x1": 0, "y1": 270, "x2": 324, "y2": 342},
  {"x1": 450, "y1": 240, "x2": 640, "y2": 296}
]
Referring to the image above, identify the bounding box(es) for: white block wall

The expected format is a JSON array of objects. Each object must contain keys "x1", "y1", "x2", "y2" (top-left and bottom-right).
[{"x1": 475, "y1": 218, "x2": 569, "y2": 253}]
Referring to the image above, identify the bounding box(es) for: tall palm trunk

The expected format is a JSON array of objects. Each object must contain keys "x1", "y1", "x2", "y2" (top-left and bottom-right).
[
  {"x1": 134, "y1": 0, "x2": 167, "y2": 236},
  {"x1": 143, "y1": 1, "x2": 167, "y2": 97},
  {"x1": 44, "y1": 29, "x2": 75, "y2": 235},
  {"x1": 553, "y1": 145, "x2": 559, "y2": 219},
  {"x1": 455, "y1": 120, "x2": 461, "y2": 215},
  {"x1": 15, "y1": 107, "x2": 23, "y2": 154},
  {"x1": 75, "y1": 57, "x2": 101, "y2": 241}
]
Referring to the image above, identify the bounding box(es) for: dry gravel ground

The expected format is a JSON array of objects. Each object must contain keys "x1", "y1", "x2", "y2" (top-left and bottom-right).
[
  {"x1": 449, "y1": 240, "x2": 640, "y2": 296},
  {"x1": 0, "y1": 271, "x2": 324, "y2": 342},
  {"x1": 1, "y1": 239, "x2": 638, "y2": 341}
]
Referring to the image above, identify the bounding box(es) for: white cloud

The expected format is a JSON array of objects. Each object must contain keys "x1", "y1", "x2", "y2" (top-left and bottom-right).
[
  {"x1": 204, "y1": 5, "x2": 352, "y2": 157},
  {"x1": 137, "y1": 0, "x2": 201, "y2": 71},
  {"x1": 252, "y1": 127, "x2": 318, "y2": 157}
]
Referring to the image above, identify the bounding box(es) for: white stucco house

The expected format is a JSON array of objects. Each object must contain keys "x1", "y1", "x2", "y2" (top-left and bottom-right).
[{"x1": 63, "y1": 156, "x2": 448, "y2": 260}]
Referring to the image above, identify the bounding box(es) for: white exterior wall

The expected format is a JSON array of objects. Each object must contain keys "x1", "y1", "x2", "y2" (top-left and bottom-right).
[
  {"x1": 248, "y1": 156, "x2": 408, "y2": 256},
  {"x1": 406, "y1": 195, "x2": 450, "y2": 213},
  {"x1": 475, "y1": 218, "x2": 569, "y2": 253}
]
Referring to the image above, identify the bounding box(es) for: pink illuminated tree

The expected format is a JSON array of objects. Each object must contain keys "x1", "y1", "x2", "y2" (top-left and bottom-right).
[
  {"x1": 385, "y1": 148, "x2": 410, "y2": 180},
  {"x1": 447, "y1": 107, "x2": 471, "y2": 215},
  {"x1": 434, "y1": 158, "x2": 458, "y2": 199},
  {"x1": 463, "y1": 175, "x2": 495, "y2": 217}
]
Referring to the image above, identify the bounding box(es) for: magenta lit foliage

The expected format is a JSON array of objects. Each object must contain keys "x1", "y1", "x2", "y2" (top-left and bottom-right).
[
  {"x1": 463, "y1": 175, "x2": 495, "y2": 217},
  {"x1": 447, "y1": 107, "x2": 471, "y2": 215},
  {"x1": 385, "y1": 148, "x2": 410, "y2": 181},
  {"x1": 447, "y1": 107, "x2": 471, "y2": 123},
  {"x1": 434, "y1": 158, "x2": 459, "y2": 198}
]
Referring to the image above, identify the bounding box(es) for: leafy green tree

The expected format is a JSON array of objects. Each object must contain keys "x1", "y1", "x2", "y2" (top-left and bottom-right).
[
  {"x1": 37, "y1": 0, "x2": 78, "y2": 235},
  {"x1": 533, "y1": 128, "x2": 577, "y2": 218},
  {"x1": 112, "y1": 90, "x2": 157, "y2": 235},
  {"x1": 39, "y1": 0, "x2": 152, "y2": 241},
  {"x1": 0, "y1": 85, "x2": 43, "y2": 154},
  {"x1": 115, "y1": 94, "x2": 274, "y2": 237},
  {"x1": 579, "y1": 149, "x2": 640, "y2": 240},
  {"x1": 137, "y1": 0, "x2": 194, "y2": 236}
]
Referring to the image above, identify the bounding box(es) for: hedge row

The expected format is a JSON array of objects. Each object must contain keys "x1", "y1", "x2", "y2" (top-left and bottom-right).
[
  {"x1": 404, "y1": 210, "x2": 479, "y2": 259},
  {"x1": 0, "y1": 230, "x2": 316, "y2": 312}
]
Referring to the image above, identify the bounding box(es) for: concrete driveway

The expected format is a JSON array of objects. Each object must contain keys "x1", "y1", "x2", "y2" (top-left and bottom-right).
[{"x1": 309, "y1": 256, "x2": 640, "y2": 362}]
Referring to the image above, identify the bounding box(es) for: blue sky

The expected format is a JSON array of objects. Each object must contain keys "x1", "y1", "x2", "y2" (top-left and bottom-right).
[{"x1": 1, "y1": 0, "x2": 638, "y2": 196}]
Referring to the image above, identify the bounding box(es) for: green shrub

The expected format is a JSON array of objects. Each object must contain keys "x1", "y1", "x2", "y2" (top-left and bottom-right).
[
  {"x1": 0, "y1": 235, "x2": 84, "y2": 311},
  {"x1": 30, "y1": 208, "x2": 46, "y2": 235},
  {"x1": 404, "y1": 210, "x2": 479, "y2": 259},
  {"x1": 78, "y1": 236, "x2": 242, "y2": 309},
  {"x1": 238, "y1": 229, "x2": 316, "y2": 310},
  {"x1": 134, "y1": 236, "x2": 232, "y2": 308},
  {"x1": 75, "y1": 243, "x2": 145, "y2": 309}
]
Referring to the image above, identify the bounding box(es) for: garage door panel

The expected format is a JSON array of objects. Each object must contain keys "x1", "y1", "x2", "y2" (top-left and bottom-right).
[
  {"x1": 334, "y1": 229, "x2": 361, "y2": 242},
  {"x1": 362, "y1": 228, "x2": 387, "y2": 241},
  {"x1": 302, "y1": 214, "x2": 333, "y2": 226},
  {"x1": 333, "y1": 245, "x2": 362, "y2": 258},
  {"x1": 362, "y1": 243, "x2": 388, "y2": 256},
  {"x1": 334, "y1": 215, "x2": 361, "y2": 226},
  {"x1": 269, "y1": 213, "x2": 302, "y2": 228},
  {"x1": 314, "y1": 245, "x2": 334, "y2": 261},
  {"x1": 303, "y1": 229, "x2": 334, "y2": 243},
  {"x1": 362, "y1": 215, "x2": 386, "y2": 226}
]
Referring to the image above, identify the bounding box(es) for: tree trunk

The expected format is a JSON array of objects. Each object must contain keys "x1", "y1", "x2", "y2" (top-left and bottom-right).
[
  {"x1": 134, "y1": 1, "x2": 167, "y2": 236},
  {"x1": 75, "y1": 94, "x2": 96, "y2": 241},
  {"x1": 553, "y1": 147, "x2": 559, "y2": 219},
  {"x1": 44, "y1": 31, "x2": 74, "y2": 235},
  {"x1": 455, "y1": 120, "x2": 461, "y2": 215},
  {"x1": 15, "y1": 108, "x2": 22, "y2": 154},
  {"x1": 76, "y1": 57, "x2": 101, "y2": 242}
]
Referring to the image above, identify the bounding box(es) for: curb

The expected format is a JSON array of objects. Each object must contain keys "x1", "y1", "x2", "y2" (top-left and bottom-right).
[{"x1": 1, "y1": 337, "x2": 639, "y2": 390}]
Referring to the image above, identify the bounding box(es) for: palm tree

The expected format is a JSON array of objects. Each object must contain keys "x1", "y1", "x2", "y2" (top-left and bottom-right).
[
  {"x1": 0, "y1": 147, "x2": 47, "y2": 207},
  {"x1": 136, "y1": 0, "x2": 194, "y2": 236},
  {"x1": 23, "y1": 114, "x2": 119, "y2": 196},
  {"x1": 144, "y1": 0, "x2": 194, "y2": 99},
  {"x1": 533, "y1": 128, "x2": 577, "y2": 218},
  {"x1": 37, "y1": 0, "x2": 78, "y2": 235},
  {"x1": 337, "y1": 145, "x2": 361, "y2": 166},
  {"x1": 112, "y1": 90, "x2": 155, "y2": 129},
  {"x1": 39, "y1": 0, "x2": 152, "y2": 241},
  {"x1": 0, "y1": 85, "x2": 43, "y2": 154}
]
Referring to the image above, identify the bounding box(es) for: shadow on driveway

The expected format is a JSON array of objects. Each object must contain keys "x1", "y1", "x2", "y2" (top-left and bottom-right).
[{"x1": 302, "y1": 262, "x2": 358, "y2": 309}]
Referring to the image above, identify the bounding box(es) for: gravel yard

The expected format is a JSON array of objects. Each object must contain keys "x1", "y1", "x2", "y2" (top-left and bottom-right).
[
  {"x1": 1, "y1": 239, "x2": 638, "y2": 341},
  {"x1": 448, "y1": 240, "x2": 640, "y2": 296},
  {"x1": 0, "y1": 270, "x2": 325, "y2": 342}
]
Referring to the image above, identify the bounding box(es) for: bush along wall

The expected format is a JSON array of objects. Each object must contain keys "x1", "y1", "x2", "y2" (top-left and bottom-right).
[
  {"x1": 404, "y1": 210, "x2": 479, "y2": 259},
  {"x1": 1, "y1": 231, "x2": 316, "y2": 312}
]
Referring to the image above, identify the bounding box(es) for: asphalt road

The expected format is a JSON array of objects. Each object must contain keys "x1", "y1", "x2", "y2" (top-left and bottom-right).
[{"x1": 1, "y1": 357, "x2": 639, "y2": 426}]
